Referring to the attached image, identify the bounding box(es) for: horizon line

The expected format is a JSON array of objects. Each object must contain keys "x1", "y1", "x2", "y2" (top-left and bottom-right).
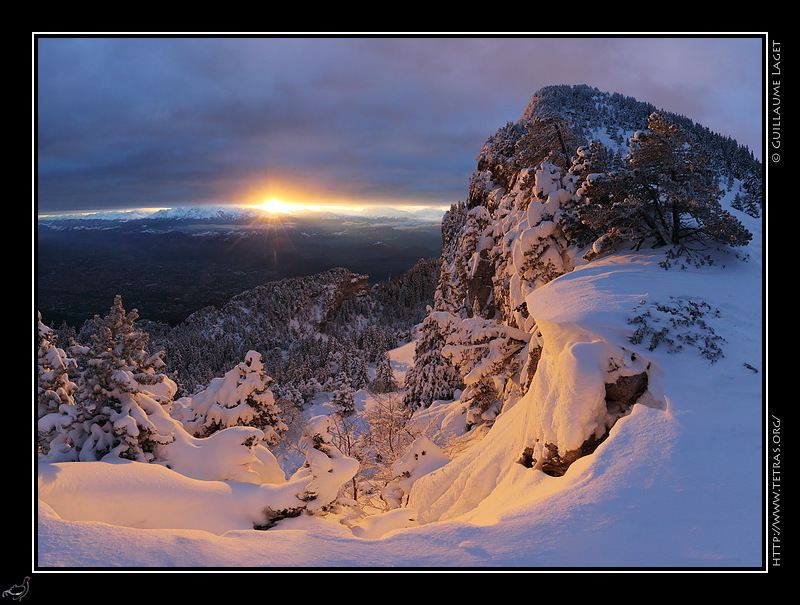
[{"x1": 36, "y1": 201, "x2": 453, "y2": 220}]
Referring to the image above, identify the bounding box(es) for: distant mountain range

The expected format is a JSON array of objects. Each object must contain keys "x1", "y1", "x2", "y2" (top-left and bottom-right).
[{"x1": 37, "y1": 204, "x2": 449, "y2": 226}]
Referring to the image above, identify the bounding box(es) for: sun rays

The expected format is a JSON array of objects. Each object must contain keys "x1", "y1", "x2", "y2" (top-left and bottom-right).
[{"x1": 255, "y1": 198, "x2": 296, "y2": 214}]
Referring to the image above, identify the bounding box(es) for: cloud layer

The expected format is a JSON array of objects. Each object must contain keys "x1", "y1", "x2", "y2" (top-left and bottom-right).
[{"x1": 35, "y1": 36, "x2": 763, "y2": 214}]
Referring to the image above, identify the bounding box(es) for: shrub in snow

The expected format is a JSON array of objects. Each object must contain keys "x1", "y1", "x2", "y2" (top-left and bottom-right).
[
  {"x1": 343, "y1": 392, "x2": 416, "y2": 511},
  {"x1": 381, "y1": 436, "x2": 449, "y2": 509},
  {"x1": 628, "y1": 296, "x2": 726, "y2": 362},
  {"x1": 361, "y1": 392, "x2": 413, "y2": 465},
  {"x1": 170, "y1": 350, "x2": 287, "y2": 445},
  {"x1": 289, "y1": 415, "x2": 359, "y2": 516},
  {"x1": 324, "y1": 391, "x2": 418, "y2": 512}
]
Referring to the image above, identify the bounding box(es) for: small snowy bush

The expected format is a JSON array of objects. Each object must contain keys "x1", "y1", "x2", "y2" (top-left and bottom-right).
[
  {"x1": 290, "y1": 416, "x2": 360, "y2": 515},
  {"x1": 628, "y1": 297, "x2": 726, "y2": 362}
]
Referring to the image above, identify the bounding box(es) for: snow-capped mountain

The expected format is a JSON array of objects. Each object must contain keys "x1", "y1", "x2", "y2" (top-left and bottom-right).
[
  {"x1": 36, "y1": 85, "x2": 765, "y2": 570},
  {"x1": 38, "y1": 203, "x2": 448, "y2": 225}
]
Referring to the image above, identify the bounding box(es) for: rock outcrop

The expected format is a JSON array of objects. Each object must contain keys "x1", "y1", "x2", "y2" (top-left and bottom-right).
[{"x1": 404, "y1": 84, "x2": 759, "y2": 477}]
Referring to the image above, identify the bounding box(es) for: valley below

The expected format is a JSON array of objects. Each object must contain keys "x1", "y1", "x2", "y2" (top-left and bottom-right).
[{"x1": 36, "y1": 210, "x2": 444, "y2": 327}]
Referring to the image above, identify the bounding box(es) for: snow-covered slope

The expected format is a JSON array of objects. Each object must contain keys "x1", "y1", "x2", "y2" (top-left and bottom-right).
[
  {"x1": 35, "y1": 85, "x2": 764, "y2": 570},
  {"x1": 37, "y1": 240, "x2": 762, "y2": 568}
]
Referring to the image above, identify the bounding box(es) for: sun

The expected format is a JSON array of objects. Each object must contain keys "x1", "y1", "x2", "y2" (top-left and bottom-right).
[{"x1": 256, "y1": 198, "x2": 296, "y2": 214}]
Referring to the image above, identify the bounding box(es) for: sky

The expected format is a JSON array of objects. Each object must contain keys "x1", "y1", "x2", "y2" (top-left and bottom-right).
[{"x1": 34, "y1": 35, "x2": 765, "y2": 216}]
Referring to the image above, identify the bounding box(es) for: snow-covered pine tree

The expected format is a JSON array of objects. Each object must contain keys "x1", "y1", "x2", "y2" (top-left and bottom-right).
[
  {"x1": 170, "y1": 350, "x2": 287, "y2": 445},
  {"x1": 37, "y1": 313, "x2": 79, "y2": 458},
  {"x1": 434, "y1": 312, "x2": 530, "y2": 429},
  {"x1": 69, "y1": 295, "x2": 178, "y2": 462},
  {"x1": 330, "y1": 375, "x2": 356, "y2": 416},
  {"x1": 350, "y1": 354, "x2": 370, "y2": 391},
  {"x1": 370, "y1": 351, "x2": 397, "y2": 394},
  {"x1": 576, "y1": 111, "x2": 752, "y2": 253},
  {"x1": 402, "y1": 312, "x2": 463, "y2": 409}
]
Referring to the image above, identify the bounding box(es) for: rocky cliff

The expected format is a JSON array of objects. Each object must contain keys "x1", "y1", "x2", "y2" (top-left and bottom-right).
[{"x1": 403, "y1": 84, "x2": 761, "y2": 485}]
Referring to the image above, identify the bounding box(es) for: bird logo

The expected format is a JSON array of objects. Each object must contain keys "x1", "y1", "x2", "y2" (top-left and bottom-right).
[{"x1": 2, "y1": 577, "x2": 29, "y2": 601}]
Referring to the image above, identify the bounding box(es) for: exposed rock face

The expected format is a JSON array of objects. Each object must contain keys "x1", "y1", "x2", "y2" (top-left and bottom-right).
[
  {"x1": 604, "y1": 371, "x2": 649, "y2": 419},
  {"x1": 408, "y1": 87, "x2": 633, "y2": 467},
  {"x1": 537, "y1": 371, "x2": 649, "y2": 476},
  {"x1": 465, "y1": 247, "x2": 496, "y2": 318},
  {"x1": 318, "y1": 272, "x2": 371, "y2": 328},
  {"x1": 160, "y1": 260, "x2": 441, "y2": 396}
]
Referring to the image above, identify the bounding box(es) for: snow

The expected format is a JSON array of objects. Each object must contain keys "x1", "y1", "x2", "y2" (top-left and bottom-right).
[
  {"x1": 32, "y1": 83, "x2": 767, "y2": 577},
  {"x1": 35, "y1": 174, "x2": 764, "y2": 572},
  {"x1": 36, "y1": 237, "x2": 763, "y2": 570},
  {"x1": 387, "y1": 340, "x2": 416, "y2": 386}
]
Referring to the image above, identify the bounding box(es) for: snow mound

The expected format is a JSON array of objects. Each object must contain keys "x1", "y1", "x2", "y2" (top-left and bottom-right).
[
  {"x1": 350, "y1": 508, "x2": 419, "y2": 539},
  {"x1": 38, "y1": 459, "x2": 298, "y2": 535}
]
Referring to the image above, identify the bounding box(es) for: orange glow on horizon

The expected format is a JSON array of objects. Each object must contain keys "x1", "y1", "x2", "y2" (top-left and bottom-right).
[
  {"x1": 253, "y1": 198, "x2": 296, "y2": 214},
  {"x1": 247, "y1": 197, "x2": 369, "y2": 215},
  {"x1": 239, "y1": 183, "x2": 450, "y2": 218}
]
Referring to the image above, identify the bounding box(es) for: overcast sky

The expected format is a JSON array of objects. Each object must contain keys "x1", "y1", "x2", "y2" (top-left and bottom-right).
[{"x1": 35, "y1": 35, "x2": 764, "y2": 215}]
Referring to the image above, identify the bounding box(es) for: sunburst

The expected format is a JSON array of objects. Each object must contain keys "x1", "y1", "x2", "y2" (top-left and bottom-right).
[{"x1": 256, "y1": 198, "x2": 296, "y2": 214}]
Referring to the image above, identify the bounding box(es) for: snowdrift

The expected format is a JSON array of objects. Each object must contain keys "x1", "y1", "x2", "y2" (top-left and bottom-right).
[
  {"x1": 36, "y1": 236, "x2": 763, "y2": 568},
  {"x1": 38, "y1": 459, "x2": 292, "y2": 535}
]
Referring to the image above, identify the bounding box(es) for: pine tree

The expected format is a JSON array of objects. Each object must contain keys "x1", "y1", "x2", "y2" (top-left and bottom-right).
[
  {"x1": 576, "y1": 112, "x2": 752, "y2": 253},
  {"x1": 37, "y1": 313, "x2": 75, "y2": 419},
  {"x1": 70, "y1": 295, "x2": 177, "y2": 462},
  {"x1": 350, "y1": 355, "x2": 370, "y2": 391},
  {"x1": 402, "y1": 313, "x2": 463, "y2": 409},
  {"x1": 37, "y1": 313, "x2": 79, "y2": 458},
  {"x1": 330, "y1": 376, "x2": 356, "y2": 416},
  {"x1": 516, "y1": 115, "x2": 582, "y2": 170},
  {"x1": 171, "y1": 350, "x2": 287, "y2": 445},
  {"x1": 370, "y1": 351, "x2": 397, "y2": 394}
]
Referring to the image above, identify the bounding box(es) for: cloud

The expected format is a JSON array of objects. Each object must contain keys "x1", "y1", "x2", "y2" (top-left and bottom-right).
[{"x1": 35, "y1": 35, "x2": 763, "y2": 214}]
